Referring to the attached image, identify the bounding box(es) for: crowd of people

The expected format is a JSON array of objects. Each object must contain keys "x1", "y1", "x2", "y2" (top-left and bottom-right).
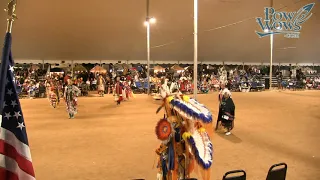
[
  {"x1": 15, "y1": 64, "x2": 320, "y2": 101},
  {"x1": 11, "y1": 64, "x2": 318, "y2": 132}
]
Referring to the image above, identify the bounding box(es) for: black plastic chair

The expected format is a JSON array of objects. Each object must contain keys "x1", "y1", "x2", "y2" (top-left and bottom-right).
[
  {"x1": 266, "y1": 163, "x2": 287, "y2": 180},
  {"x1": 222, "y1": 170, "x2": 246, "y2": 180}
]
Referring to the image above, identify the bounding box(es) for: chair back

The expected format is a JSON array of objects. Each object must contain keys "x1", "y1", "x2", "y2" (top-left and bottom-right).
[
  {"x1": 266, "y1": 163, "x2": 287, "y2": 180},
  {"x1": 135, "y1": 81, "x2": 142, "y2": 88},
  {"x1": 223, "y1": 170, "x2": 246, "y2": 180}
]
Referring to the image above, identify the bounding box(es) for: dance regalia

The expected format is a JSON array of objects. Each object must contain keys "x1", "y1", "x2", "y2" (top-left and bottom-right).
[
  {"x1": 64, "y1": 75, "x2": 70, "y2": 85},
  {"x1": 179, "y1": 80, "x2": 188, "y2": 92},
  {"x1": 220, "y1": 97, "x2": 235, "y2": 130},
  {"x1": 49, "y1": 86, "x2": 58, "y2": 108},
  {"x1": 216, "y1": 88, "x2": 233, "y2": 130},
  {"x1": 114, "y1": 81, "x2": 123, "y2": 104},
  {"x1": 51, "y1": 81, "x2": 61, "y2": 103},
  {"x1": 64, "y1": 85, "x2": 81, "y2": 118},
  {"x1": 97, "y1": 78, "x2": 106, "y2": 93},
  {"x1": 45, "y1": 80, "x2": 51, "y2": 96},
  {"x1": 121, "y1": 82, "x2": 127, "y2": 101},
  {"x1": 160, "y1": 82, "x2": 170, "y2": 99},
  {"x1": 123, "y1": 81, "x2": 133, "y2": 99},
  {"x1": 154, "y1": 95, "x2": 213, "y2": 180}
]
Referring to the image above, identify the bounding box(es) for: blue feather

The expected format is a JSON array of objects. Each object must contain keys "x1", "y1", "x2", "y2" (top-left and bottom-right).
[{"x1": 186, "y1": 134, "x2": 213, "y2": 169}]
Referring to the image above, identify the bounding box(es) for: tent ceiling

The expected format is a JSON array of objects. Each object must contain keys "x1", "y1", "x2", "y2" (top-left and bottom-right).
[{"x1": 0, "y1": 0, "x2": 319, "y2": 63}]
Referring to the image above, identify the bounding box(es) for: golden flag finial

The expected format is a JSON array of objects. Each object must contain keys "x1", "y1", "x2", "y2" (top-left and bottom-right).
[{"x1": 4, "y1": 0, "x2": 18, "y2": 33}]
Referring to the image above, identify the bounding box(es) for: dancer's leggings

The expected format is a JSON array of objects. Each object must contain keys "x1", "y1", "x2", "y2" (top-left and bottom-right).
[{"x1": 54, "y1": 90, "x2": 60, "y2": 102}]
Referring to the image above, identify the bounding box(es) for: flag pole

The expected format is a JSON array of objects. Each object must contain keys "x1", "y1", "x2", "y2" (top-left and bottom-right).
[
  {"x1": 0, "y1": 0, "x2": 17, "y2": 115},
  {"x1": 5, "y1": 0, "x2": 18, "y2": 33},
  {"x1": 1, "y1": 3, "x2": 36, "y2": 178}
]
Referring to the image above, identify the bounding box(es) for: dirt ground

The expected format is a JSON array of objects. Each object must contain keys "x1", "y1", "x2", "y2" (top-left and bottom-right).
[{"x1": 20, "y1": 90, "x2": 320, "y2": 180}]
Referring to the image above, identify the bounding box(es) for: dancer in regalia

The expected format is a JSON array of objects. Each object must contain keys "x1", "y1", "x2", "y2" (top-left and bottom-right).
[
  {"x1": 114, "y1": 76, "x2": 123, "y2": 105},
  {"x1": 97, "y1": 75, "x2": 106, "y2": 97},
  {"x1": 121, "y1": 77, "x2": 128, "y2": 101},
  {"x1": 215, "y1": 84, "x2": 235, "y2": 135},
  {"x1": 154, "y1": 93, "x2": 214, "y2": 180},
  {"x1": 64, "y1": 79, "x2": 81, "y2": 119},
  {"x1": 123, "y1": 80, "x2": 133, "y2": 100},
  {"x1": 52, "y1": 78, "x2": 60, "y2": 104},
  {"x1": 215, "y1": 83, "x2": 231, "y2": 131},
  {"x1": 220, "y1": 91, "x2": 235, "y2": 135},
  {"x1": 160, "y1": 78, "x2": 170, "y2": 98}
]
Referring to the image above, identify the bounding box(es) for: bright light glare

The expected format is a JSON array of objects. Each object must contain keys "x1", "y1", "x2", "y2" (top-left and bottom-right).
[
  {"x1": 264, "y1": 29, "x2": 269, "y2": 33},
  {"x1": 276, "y1": 26, "x2": 282, "y2": 30},
  {"x1": 144, "y1": 17, "x2": 156, "y2": 26},
  {"x1": 149, "y1": 17, "x2": 156, "y2": 24}
]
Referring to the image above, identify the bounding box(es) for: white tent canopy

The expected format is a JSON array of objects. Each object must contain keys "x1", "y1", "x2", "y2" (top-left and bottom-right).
[{"x1": 0, "y1": 0, "x2": 319, "y2": 64}]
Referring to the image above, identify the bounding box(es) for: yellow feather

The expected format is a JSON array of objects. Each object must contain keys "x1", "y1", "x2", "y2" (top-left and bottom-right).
[
  {"x1": 182, "y1": 95, "x2": 190, "y2": 102},
  {"x1": 167, "y1": 96, "x2": 174, "y2": 103},
  {"x1": 182, "y1": 132, "x2": 192, "y2": 140},
  {"x1": 199, "y1": 128, "x2": 206, "y2": 133}
]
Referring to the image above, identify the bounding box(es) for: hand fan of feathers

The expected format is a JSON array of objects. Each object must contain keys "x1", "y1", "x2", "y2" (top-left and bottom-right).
[
  {"x1": 184, "y1": 129, "x2": 213, "y2": 169},
  {"x1": 155, "y1": 119, "x2": 173, "y2": 141}
]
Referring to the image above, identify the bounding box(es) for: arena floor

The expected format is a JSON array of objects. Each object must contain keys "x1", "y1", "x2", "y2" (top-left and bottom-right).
[{"x1": 21, "y1": 90, "x2": 320, "y2": 180}]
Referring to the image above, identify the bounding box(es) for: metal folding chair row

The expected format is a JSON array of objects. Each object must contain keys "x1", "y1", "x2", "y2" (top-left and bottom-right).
[
  {"x1": 131, "y1": 162, "x2": 287, "y2": 180},
  {"x1": 222, "y1": 163, "x2": 287, "y2": 180}
]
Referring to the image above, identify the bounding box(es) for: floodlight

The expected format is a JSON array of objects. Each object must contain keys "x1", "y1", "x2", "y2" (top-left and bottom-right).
[{"x1": 149, "y1": 17, "x2": 156, "y2": 24}]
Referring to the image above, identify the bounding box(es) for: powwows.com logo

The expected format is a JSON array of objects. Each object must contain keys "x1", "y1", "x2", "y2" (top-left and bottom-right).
[{"x1": 255, "y1": 3, "x2": 315, "y2": 38}]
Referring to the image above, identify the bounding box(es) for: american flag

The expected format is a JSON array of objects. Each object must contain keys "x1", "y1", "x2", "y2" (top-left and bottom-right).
[{"x1": 0, "y1": 33, "x2": 35, "y2": 179}]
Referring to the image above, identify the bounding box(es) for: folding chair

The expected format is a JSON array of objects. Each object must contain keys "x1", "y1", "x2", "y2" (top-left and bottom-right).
[
  {"x1": 134, "y1": 81, "x2": 144, "y2": 94},
  {"x1": 143, "y1": 81, "x2": 149, "y2": 93},
  {"x1": 222, "y1": 170, "x2": 246, "y2": 180},
  {"x1": 266, "y1": 163, "x2": 287, "y2": 180}
]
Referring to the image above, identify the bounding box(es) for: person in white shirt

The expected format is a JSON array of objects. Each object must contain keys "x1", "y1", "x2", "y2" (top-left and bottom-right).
[
  {"x1": 91, "y1": 78, "x2": 97, "y2": 90},
  {"x1": 160, "y1": 78, "x2": 170, "y2": 98}
]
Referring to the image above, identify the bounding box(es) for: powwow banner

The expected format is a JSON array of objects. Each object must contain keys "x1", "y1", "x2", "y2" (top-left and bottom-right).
[{"x1": 255, "y1": 3, "x2": 315, "y2": 38}]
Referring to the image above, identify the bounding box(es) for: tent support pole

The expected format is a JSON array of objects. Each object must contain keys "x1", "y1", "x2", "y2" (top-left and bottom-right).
[
  {"x1": 71, "y1": 60, "x2": 74, "y2": 77},
  {"x1": 269, "y1": 34, "x2": 273, "y2": 90},
  {"x1": 269, "y1": 0, "x2": 274, "y2": 90},
  {"x1": 146, "y1": 0, "x2": 151, "y2": 95},
  {"x1": 193, "y1": 0, "x2": 198, "y2": 99}
]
